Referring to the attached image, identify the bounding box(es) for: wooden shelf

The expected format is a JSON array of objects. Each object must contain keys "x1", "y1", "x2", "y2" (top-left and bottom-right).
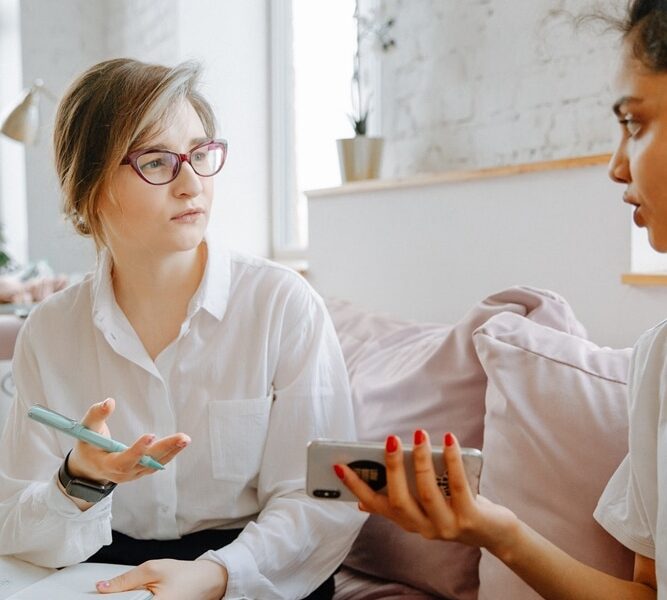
[
  {"x1": 621, "y1": 273, "x2": 667, "y2": 286},
  {"x1": 306, "y1": 153, "x2": 612, "y2": 199}
]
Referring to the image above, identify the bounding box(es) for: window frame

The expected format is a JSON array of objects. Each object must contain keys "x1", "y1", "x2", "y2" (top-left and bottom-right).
[{"x1": 269, "y1": 0, "x2": 302, "y2": 263}]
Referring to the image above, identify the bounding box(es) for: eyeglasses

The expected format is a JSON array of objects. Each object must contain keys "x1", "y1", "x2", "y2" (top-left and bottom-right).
[{"x1": 120, "y1": 139, "x2": 228, "y2": 185}]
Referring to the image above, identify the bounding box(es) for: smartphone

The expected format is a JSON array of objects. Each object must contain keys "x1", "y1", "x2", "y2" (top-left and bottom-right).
[{"x1": 306, "y1": 439, "x2": 483, "y2": 502}]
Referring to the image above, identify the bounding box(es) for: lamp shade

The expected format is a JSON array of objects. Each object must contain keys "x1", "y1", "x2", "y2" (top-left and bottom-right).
[{"x1": 0, "y1": 80, "x2": 44, "y2": 145}]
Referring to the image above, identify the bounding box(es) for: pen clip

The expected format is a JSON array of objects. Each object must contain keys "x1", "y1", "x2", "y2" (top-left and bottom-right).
[{"x1": 28, "y1": 404, "x2": 79, "y2": 430}]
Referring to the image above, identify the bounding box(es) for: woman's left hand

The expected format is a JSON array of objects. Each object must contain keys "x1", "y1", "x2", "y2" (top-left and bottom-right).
[
  {"x1": 96, "y1": 558, "x2": 228, "y2": 600},
  {"x1": 337, "y1": 430, "x2": 518, "y2": 556}
]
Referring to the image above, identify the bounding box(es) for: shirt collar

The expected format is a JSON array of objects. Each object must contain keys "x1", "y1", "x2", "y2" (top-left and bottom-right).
[
  {"x1": 91, "y1": 240, "x2": 231, "y2": 324},
  {"x1": 90, "y1": 248, "x2": 115, "y2": 324},
  {"x1": 188, "y1": 236, "x2": 230, "y2": 321}
]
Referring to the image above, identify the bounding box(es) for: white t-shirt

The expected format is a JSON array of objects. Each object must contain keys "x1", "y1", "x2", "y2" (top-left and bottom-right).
[
  {"x1": 0, "y1": 242, "x2": 366, "y2": 600},
  {"x1": 594, "y1": 318, "x2": 667, "y2": 595}
]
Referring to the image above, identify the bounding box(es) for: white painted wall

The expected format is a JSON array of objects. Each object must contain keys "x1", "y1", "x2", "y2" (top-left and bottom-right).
[
  {"x1": 307, "y1": 164, "x2": 667, "y2": 349},
  {"x1": 15, "y1": 0, "x2": 270, "y2": 274},
  {"x1": 19, "y1": 0, "x2": 106, "y2": 274}
]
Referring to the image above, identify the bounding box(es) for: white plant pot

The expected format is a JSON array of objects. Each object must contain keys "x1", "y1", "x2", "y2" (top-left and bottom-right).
[{"x1": 336, "y1": 136, "x2": 384, "y2": 182}]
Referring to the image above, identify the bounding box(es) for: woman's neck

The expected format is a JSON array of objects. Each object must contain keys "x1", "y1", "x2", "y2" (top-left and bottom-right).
[
  {"x1": 110, "y1": 243, "x2": 207, "y2": 307},
  {"x1": 107, "y1": 243, "x2": 208, "y2": 360}
]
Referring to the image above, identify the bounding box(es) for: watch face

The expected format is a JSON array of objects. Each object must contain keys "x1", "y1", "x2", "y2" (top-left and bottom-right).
[{"x1": 67, "y1": 480, "x2": 115, "y2": 503}]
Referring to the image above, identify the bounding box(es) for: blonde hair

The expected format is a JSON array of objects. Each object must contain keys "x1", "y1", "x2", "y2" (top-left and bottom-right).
[{"x1": 53, "y1": 58, "x2": 216, "y2": 249}]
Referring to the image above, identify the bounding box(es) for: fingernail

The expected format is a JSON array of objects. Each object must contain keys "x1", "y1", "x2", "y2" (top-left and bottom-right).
[
  {"x1": 386, "y1": 435, "x2": 398, "y2": 453},
  {"x1": 176, "y1": 439, "x2": 189, "y2": 449},
  {"x1": 97, "y1": 580, "x2": 110, "y2": 589},
  {"x1": 445, "y1": 432, "x2": 454, "y2": 447},
  {"x1": 414, "y1": 429, "x2": 425, "y2": 445},
  {"x1": 101, "y1": 399, "x2": 108, "y2": 409},
  {"x1": 145, "y1": 434, "x2": 156, "y2": 445},
  {"x1": 333, "y1": 464, "x2": 344, "y2": 480}
]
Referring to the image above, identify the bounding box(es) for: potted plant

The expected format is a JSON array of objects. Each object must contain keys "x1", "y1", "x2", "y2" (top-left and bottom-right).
[{"x1": 336, "y1": 3, "x2": 395, "y2": 183}]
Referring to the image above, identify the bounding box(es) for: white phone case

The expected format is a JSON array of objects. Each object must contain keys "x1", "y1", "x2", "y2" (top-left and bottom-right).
[{"x1": 306, "y1": 439, "x2": 483, "y2": 502}]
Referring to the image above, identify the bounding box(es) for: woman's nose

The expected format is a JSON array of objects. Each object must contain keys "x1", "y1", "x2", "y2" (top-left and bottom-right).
[
  {"x1": 173, "y1": 161, "x2": 203, "y2": 197},
  {"x1": 608, "y1": 142, "x2": 630, "y2": 184}
]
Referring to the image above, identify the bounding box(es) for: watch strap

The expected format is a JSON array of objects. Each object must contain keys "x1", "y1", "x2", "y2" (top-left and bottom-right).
[{"x1": 58, "y1": 450, "x2": 117, "y2": 503}]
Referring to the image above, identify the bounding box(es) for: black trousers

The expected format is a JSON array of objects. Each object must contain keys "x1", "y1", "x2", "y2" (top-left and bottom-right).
[{"x1": 86, "y1": 529, "x2": 335, "y2": 600}]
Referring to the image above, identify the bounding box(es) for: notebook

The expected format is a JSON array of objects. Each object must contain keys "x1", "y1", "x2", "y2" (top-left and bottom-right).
[{"x1": 0, "y1": 557, "x2": 153, "y2": 599}]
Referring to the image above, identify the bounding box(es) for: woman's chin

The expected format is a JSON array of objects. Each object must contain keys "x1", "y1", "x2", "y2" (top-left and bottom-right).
[{"x1": 647, "y1": 231, "x2": 667, "y2": 254}]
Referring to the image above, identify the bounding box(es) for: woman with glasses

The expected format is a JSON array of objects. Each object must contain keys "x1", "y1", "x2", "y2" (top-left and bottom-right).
[
  {"x1": 339, "y1": 1, "x2": 667, "y2": 597},
  {"x1": 0, "y1": 58, "x2": 364, "y2": 600}
]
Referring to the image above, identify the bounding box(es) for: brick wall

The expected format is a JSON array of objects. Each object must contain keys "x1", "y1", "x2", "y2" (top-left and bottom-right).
[{"x1": 372, "y1": 0, "x2": 620, "y2": 177}]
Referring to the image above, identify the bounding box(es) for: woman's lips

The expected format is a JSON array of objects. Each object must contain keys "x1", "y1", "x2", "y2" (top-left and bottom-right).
[
  {"x1": 171, "y1": 208, "x2": 204, "y2": 223},
  {"x1": 623, "y1": 193, "x2": 644, "y2": 227}
]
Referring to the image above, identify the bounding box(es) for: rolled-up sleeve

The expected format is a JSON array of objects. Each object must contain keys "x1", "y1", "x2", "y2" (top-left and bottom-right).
[{"x1": 0, "y1": 318, "x2": 112, "y2": 567}]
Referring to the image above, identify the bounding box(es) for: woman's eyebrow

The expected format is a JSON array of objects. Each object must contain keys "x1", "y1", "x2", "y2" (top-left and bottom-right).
[
  {"x1": 136, "y1": 137, "x2": 210, "y2": 152},
  {"x1": 612, "y1": 96, "x2": 643, "y2": 116},
  {"x1": 187, "y1": 137, "x2": 212, "y2": 149}
]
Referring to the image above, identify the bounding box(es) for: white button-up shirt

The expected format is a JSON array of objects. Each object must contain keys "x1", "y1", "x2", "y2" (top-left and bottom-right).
[
  {"x1": 595, "y1": 318, "x2": 667, "y2": 597},
  {"x1": 0, "y1": 242, "x2": 365, "y2": 599}
]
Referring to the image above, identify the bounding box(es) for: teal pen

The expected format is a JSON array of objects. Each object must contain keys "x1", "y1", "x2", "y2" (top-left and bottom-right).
[{"x1": 27, "y1": 404, "x2": 165, "y2": 470}]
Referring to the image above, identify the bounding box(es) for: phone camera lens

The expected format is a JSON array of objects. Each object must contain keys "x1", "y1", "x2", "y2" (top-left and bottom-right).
[{"x1": 313, "y1": 489, "x2": 341, "y2": 498}]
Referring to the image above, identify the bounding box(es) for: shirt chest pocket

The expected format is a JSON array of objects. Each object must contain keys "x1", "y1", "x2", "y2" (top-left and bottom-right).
[{"x1": 208, "y1": 396, "x2": 273, "y2": 482}]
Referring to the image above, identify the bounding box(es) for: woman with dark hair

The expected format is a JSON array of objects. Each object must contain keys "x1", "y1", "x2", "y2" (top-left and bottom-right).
[{"x1": 339, "y1": 1, "x2": 667, "y2": 597}]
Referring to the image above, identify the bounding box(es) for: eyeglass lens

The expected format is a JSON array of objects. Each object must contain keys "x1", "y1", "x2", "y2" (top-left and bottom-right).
[{"x1": 136, "y1": 142, "x2": 225, "y2": 184}]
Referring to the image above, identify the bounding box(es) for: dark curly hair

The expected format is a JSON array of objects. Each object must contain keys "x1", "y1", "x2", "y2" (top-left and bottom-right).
[{"x1": 612, "y1": 0, "x2": 667, "y2": 71}]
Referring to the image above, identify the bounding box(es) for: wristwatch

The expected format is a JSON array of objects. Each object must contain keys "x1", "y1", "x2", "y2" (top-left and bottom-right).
[{"x1": 58, "y1": 450, "x2": 117, "y2": 503}]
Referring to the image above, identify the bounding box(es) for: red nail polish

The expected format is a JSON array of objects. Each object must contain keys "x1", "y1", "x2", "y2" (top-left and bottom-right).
[
  {"x1": 386, "y1": 435, "x2": 398, "y2": 453},
  {"x1": 333, "y1": 464, "x2": 344, "y2": 480},
  {"x1": 414, "y1": 429, "x2": 424, "y2": 445},
  {"x1": 445, "y1": 432, "x2": 454, "y2": 447}
]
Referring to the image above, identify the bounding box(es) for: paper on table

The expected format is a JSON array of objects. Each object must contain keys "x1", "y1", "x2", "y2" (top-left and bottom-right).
[
  {"x1": 1, "y1": 560, "x2": 152, "y2": 600},
  {"x1": 0, "y1": 556, "x2": 53, "y2": 600}
]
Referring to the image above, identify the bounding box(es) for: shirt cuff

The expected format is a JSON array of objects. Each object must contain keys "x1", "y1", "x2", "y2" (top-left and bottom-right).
[
  {"x1": 199, "y1": 542, "x2": 259, "y2": 600},
  {"x1": 42, "y1": 472, "x2": 113, "y2": 520}
]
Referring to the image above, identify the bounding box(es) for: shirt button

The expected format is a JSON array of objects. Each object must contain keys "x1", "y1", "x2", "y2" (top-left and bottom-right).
[{"x1": 159, "y1": 505, "x2": 169, "y2": 513}]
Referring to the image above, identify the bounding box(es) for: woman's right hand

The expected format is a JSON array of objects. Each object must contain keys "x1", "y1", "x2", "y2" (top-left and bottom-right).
[
  {"x1": 337, "y1": 430, "x2": 519, "y2": 558},
  {"x1": 66, "y1": 398, "x2": 191, "y2": 485}
]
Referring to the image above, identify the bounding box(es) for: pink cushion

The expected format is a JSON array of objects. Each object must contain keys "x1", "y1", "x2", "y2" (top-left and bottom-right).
[
  {"x1": 326, "y1": 286, "x2": 587, "y2": 599},
  {"x1": 333, "y1": 566, "x2": 437, "y2": 600},
  {"x1": 0, "y1": 315, "x2": 23, "y2": 361},
  {"x1": 473, "y1": 312, "x2": 635, "y2": 600}
]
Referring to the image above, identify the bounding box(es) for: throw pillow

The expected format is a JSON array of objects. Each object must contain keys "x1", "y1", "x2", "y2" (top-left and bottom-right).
[
  {"x1": 473, "y1": 312, "x2": 635, "y2": 600},
  {"x1": 326, "y1": 286, "x2": 588, "y2": 599}
]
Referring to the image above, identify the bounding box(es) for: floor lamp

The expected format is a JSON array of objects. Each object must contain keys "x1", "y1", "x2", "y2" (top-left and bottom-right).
[{"x1": 0, "y1": 79, "x2": 55, "y2": 145}]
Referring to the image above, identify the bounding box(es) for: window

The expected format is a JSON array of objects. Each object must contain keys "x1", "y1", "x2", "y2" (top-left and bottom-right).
[
  {"x1": 0, "y1": 0, "x2": 28, "y2": 264},
  {"x1": 271, "y1": 0, "x2": 357, "y2": 261}
]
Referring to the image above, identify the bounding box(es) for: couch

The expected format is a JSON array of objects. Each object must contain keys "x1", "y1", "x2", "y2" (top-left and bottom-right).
[
  {"x1": 0, "y1": 288, "x2": 635, "y2": 599},
  {"x1": 328, "y1": 286, "x2": 634, "y2": 600}
]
